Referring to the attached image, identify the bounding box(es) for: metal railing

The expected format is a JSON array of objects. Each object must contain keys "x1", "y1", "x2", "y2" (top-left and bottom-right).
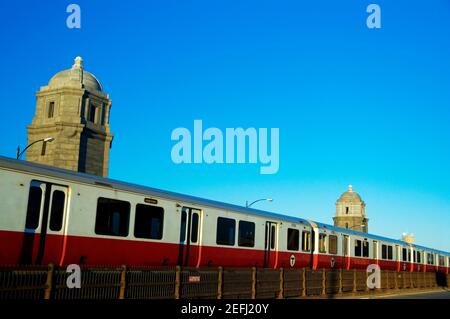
[{"x1": 0, "y1": 265, "x2": 448, "y2": 300}]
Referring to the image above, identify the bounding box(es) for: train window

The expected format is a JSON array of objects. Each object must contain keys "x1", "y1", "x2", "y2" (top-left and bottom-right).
[
  {"x1": 439, "y1": 255, "x2": 445, "y2": 266},
  {"x1": 270, "y1": 225, "x2": 276, "y2": 249},
  {"x1": 319, "y1": 234, "x2": 327, "y2": 253},
  {"x1": 287, "y1": 228, "x2": 299, "y2": 251},
  {"x1": 191, "y1": 212, "x2": 199, "y2": 243},
  {"x1": 216, "y1": 217, "x2": 235, "y2": 246},
  {"x1": 49, "y1": 190, "x2": 66, "y2": 231},
  {"x1": 180, "y1": 210, "x2": 187, "y2": 242},
  {"x1": 238, "y1": 221, "x2": 255, "y2": 247},
  {"x1": 95, "y1": 197, "x2": 130, "y2": 237},
  {"x1": 329, "y1": 235, "x2": 338, "y2": 255},
  {"x1": 402, "y1": 248, "x2": 408, "y2": 262},
  {"x1": 417, "y1": 251, "x2": 421, "y2": 263},
  {"x1": 134, "y1": 204, "x2": 164, "y2": 240},
  {"x1": 427, "y1": 253, "x2": 434, "y2": 265},
  {"x1": 362, "y1": 241, "x2": 369, "y2": 258},
  {"x1": 25, "y1": 183, "x2": 43, "y2": 230},
  {"x1": 388, "y1": 246, "x2": 393, "y2": 260},
  {"x1": 302, "y1": 231, "x2": 311, "y2": 252},
  {"x1": 354, "y1": 240, "x2": 362, "y2": 257},
  {"x1": 382, "y1": 245, "x2": 387, "y2": 259}
]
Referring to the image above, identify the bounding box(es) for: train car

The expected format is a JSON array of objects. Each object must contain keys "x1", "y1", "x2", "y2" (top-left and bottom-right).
[{"x1": 0, "y1": 155, "x2": 449, "y2": 274}]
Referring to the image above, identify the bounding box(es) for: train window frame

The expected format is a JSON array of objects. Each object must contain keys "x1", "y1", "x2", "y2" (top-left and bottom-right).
[
  {"x1": 427, "y1": 253, "x2": 434, "y2": 265},
  {"x1": 49, "y1": 190, "x2": 66, "y2": 231},
  {"x1": 381, "y1": 244, "x2": 387, "y2": 260},
  {"x1": 354, "y1": 239, "x2": 362, "y2": 257},
  {"x1": 388, "y1": 246, "x2": 393, "y2": 260},
  {"x1": 238, "y1": 221, "x2": 255, "y2": 248},
  {"x1": 25, "y1": 182, "x2": 44, "y2": 230},
  {"x1": 216, "y1": 217, "x2": 236, "y2": 246},
  {"x1": 439, "y1": 255, "x2": 445, "y2": 267},
  {"x1": 134, "y1": 204, "x2": 164, "y2": 240},
  {"x1": 302, "y1": 231, "x2": 311, "y2": 252},
  {"x1": 287, "y1": 228, "x2": 299, "y2": 251},
  {"x1": 362, "y1": 241, "x2": 369, "y2": 258},
  {"x1": 190, "y1": 211, "x2": 200, "y2": 244},
  {"x1": 329, "y1": 235, "x2": 338, "y2": 255},
  {"x1": 402, "y1": 248, "x2": 409, "y2": 262},
  {"x1": 270, "y1": 224, "x2": 276, "y2": 250},
  {"x1": 319, "y1": 233, "x2": 327, "y2": 254},
  {"x1": 95, "y1": 197, "x2": 130, "y2": 237}
]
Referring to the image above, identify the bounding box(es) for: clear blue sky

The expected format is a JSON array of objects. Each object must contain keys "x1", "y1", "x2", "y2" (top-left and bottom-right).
[{"x1": 0, "y1": 1, "x2": 449, "y2": 251}]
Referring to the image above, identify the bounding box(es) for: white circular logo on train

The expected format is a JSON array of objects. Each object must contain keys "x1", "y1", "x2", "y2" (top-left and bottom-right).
[{"x1": 290, "y1": 255, "x2": 295, "y2": 267}]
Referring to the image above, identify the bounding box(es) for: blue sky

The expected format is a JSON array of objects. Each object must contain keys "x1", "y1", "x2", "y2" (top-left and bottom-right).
[{"x1": 0, "y1": 1, "x2": 449, "y2": 251}]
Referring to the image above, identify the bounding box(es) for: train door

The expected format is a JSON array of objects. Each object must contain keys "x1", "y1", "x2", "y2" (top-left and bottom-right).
[
  {"x1": 178, "y1": 207, "x2": 202, "y2": 267},
  {"x1": 20, "y1": 180, "x2": 69, "y2": 265},
  {"x1": 343, "y1": 235, "x2": 350, "y2": 270},
  {"x1": 264, "y1": 221, "x2": 278, "y2": 268}
]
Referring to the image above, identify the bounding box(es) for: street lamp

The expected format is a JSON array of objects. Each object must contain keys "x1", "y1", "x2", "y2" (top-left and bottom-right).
[
  {"x1": 17, "y1": 137, "x2": 55, "y2": 160},
  {"x1": 246, "y1": 198, "x2": 273, "y2": 208}
]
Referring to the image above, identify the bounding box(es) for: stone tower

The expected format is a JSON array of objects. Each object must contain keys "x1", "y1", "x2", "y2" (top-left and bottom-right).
[
  {"x1": 26, "y1": 56, "x2": 113, "y2": 177},
  {"x1": 333, "y1": 185, "x2": 368, "y2": 233}
]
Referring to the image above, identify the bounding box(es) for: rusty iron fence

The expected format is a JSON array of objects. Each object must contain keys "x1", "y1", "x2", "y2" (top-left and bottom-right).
[{"x1": 0, "y1": 265, "x2": 448, "y2": 300}]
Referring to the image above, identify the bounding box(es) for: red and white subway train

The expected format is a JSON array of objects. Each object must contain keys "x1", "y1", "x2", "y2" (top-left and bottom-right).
[{"x1": 0, "y1": 156, "x2": 449, "y2": 273}]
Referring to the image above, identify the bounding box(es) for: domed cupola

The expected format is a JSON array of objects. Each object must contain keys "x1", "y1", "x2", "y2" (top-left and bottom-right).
[
  {"x1": 333, "y1": 185, "x2": 369, "y2": 233},
  {"x1": 26, "y1": 56, "x2": 113, "y2": 177},
  {"x1": 47, "y1": 56, "x2": 103, "y2": 92}
]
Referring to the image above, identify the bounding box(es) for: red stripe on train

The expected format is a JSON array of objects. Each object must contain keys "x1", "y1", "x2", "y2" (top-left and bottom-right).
[{"x1": 0, "y1": 230, "x2": 448, "y2": 274}]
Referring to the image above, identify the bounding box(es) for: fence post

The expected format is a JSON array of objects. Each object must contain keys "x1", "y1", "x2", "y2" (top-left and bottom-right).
[
  {"x1": 322, "y1": 269, "x2": 326, "y2": 296},
  {"x1": 365, "y1": 269, "x2": 369, "y2": 292},
  {"x1": 119, "y1": 265, "x2": 127, "y2": 299},
  {"x1": 385, "y1": 271, "x2": 389, "y2": 291},
  {"x1": 251, "y1": 267, "x2": 257, "y2": 299},
  {"x1": 175, "y1": 266, "x2": 181, "y2": 299},
  {"x1": 410, "y1": 272, "x2": 413, "y2": 289},
  {"x1": 278, "y1": 268, "x2": 284, "y2": 299},
  {"x1": 44, "y1": 263, "x2": 54, "y2": 300},
  {"x1": 352, "y1": 269, "x2": 357, "y2": 293},
  {"x1": 217, "y1": 267, "x2": 223, "y2": 299},
  {"x1": 301, "y1": 268, "x2": 306, "y2": 297},
  {"x1": 394, "y1": 271, "x2": 398, "y2": 290},
  {"x1": 338, "y1": 269, "x2": 343, "y2": 294}
]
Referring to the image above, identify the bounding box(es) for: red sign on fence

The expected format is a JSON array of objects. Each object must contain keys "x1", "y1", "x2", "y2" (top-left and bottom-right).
[{"x1": 188, "y1": 276, "x2": 201, "y2": 283}]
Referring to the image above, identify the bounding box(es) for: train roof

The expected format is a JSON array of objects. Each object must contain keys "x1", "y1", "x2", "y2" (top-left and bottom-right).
[
  {"x1": 0, "y1": 156, "x2": 310, "y2": 226},
  {"x1": 1, "y1": 156, "x2": 449, "y2": 256},
  {"x1": 314, "y1": 222, "x2": 450, "y2": 256}
]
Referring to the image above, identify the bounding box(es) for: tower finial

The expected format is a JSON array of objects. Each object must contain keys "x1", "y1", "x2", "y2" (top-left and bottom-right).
[
  {"x1": 348, "y1": 184, "x2": 353, "y2": 192},
  {"x1": 72, "y1": 56, "x2": 83, "y2": 69}
]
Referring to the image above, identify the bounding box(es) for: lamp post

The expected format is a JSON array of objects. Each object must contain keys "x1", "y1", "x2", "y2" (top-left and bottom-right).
[
  {"x1": 16, "y1": 137, "x2": 55, "y2": 160},
  {"x1": 246, "y1": 198, "x2": 273, "y2": 208}
]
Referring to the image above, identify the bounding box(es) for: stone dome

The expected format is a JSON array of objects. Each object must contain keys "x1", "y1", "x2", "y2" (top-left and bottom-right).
[
  {"x1": 337, "y1": 185, "x2": 363, "y2": 203},
  {"x1": 48, "y1": 56, "x2": 102, "y2": 92}
]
